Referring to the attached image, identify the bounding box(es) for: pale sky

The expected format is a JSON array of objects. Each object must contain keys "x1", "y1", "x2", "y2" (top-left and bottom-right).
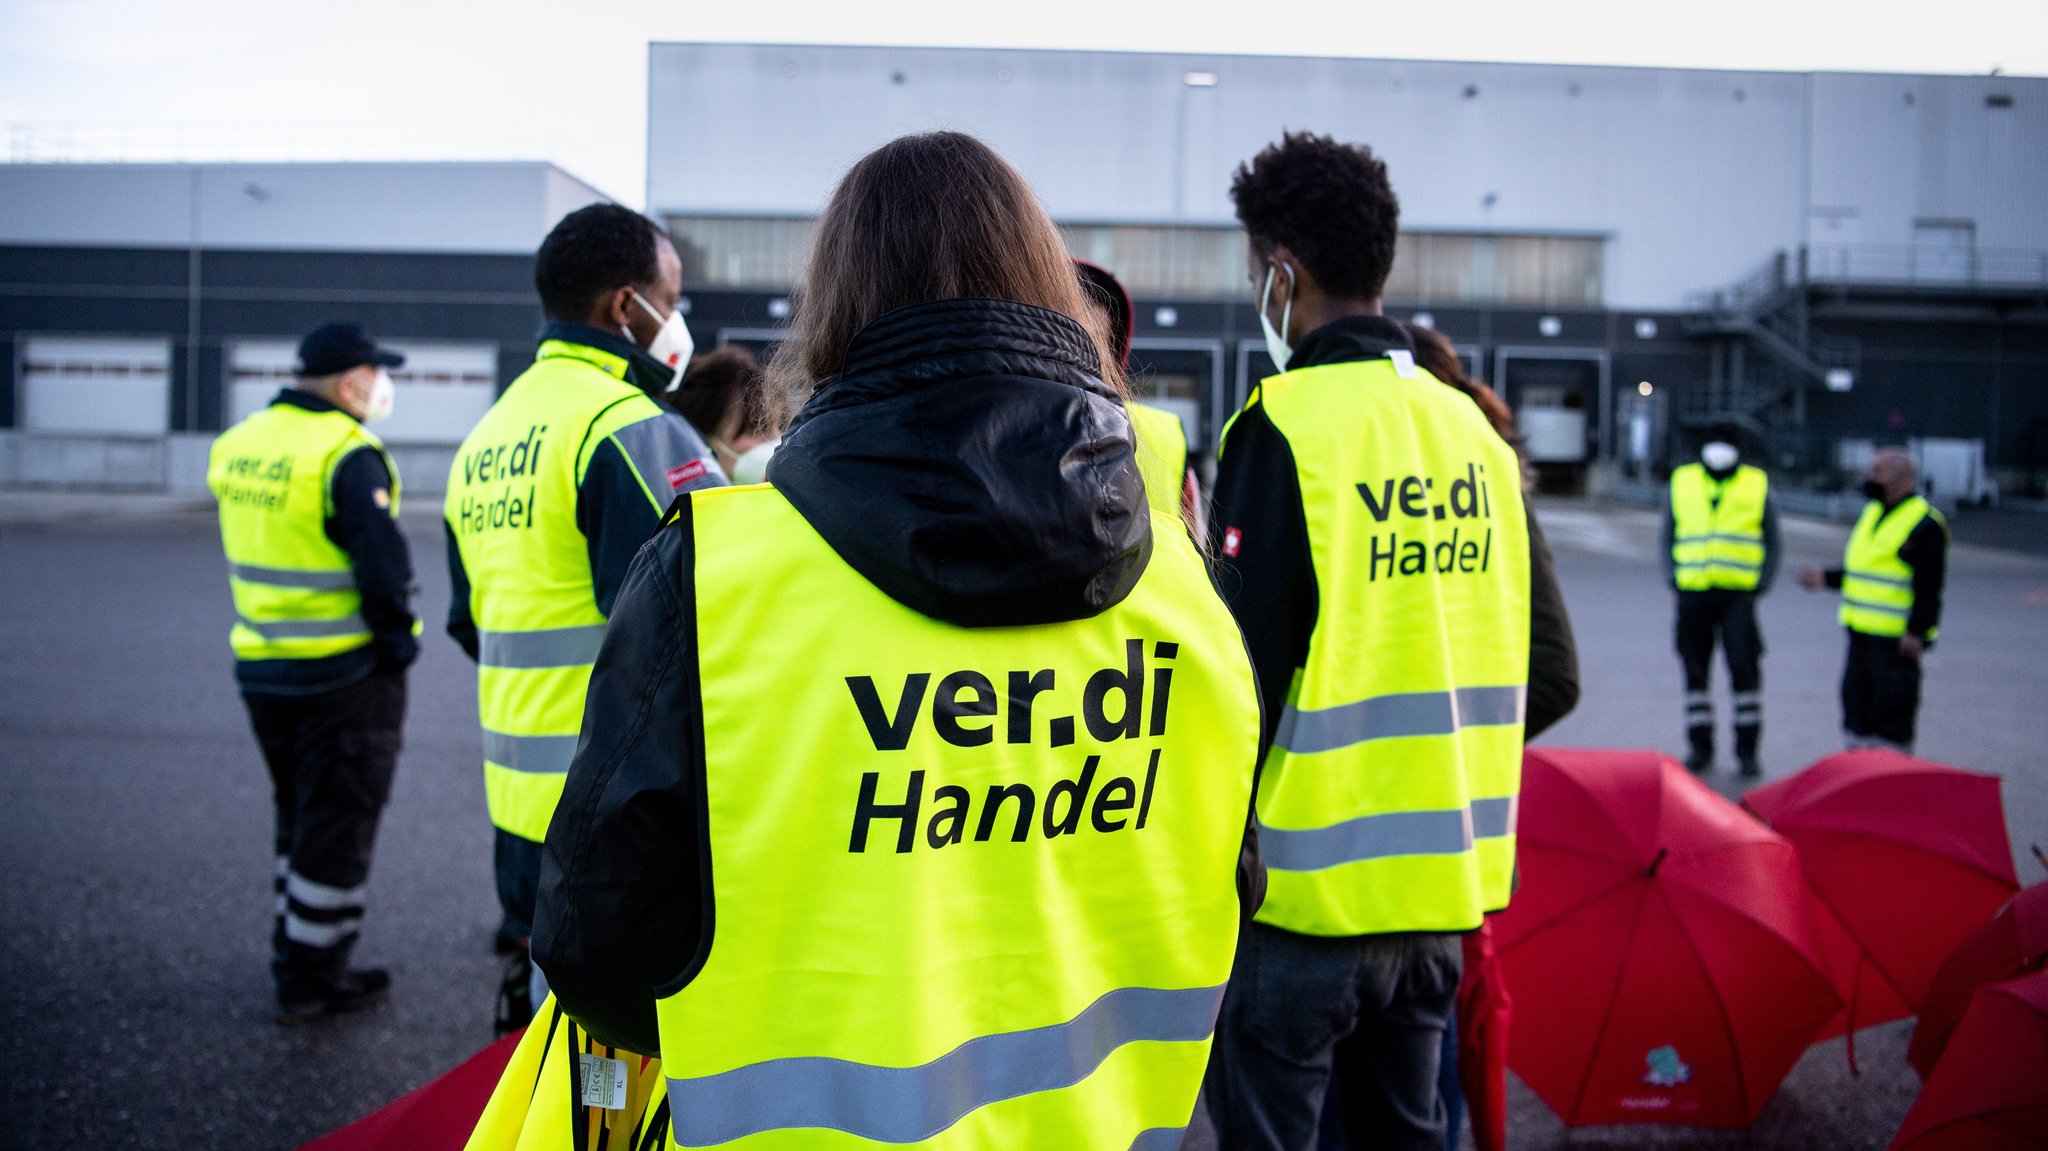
[{"x1": 2, "y1": 0, "x2": 2042, "y2": 206}]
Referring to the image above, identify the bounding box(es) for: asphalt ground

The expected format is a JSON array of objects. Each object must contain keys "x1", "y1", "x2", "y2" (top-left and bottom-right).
[{"x1": 0, "y1": 493, "x2": 2043, "y2": 1150}]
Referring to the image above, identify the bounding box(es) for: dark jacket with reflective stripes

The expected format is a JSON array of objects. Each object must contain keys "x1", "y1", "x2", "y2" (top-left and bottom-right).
[
  {"x1": 237, "y1": 389, "x2": 417, "y2": 696},
  {"x1": 1206, "y1": 315, "x2": 1581, "y2": 757},
  {"x1": 533, "y1": 298, "x2": 1263, "y2": 1056},
  {"x1": 444, "y1": 324, "x2": 720, "y2": 658}
]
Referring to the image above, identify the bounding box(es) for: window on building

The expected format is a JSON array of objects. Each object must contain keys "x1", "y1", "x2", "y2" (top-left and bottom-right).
[
  {"x1": 18, "y1": 335, "x2": 172, "y2": 436},
  {"x1": 668, "y1": 215, "x2": 1603, "y2": 306},
  {"x1": 229, "y1": 338, "x2": 499, "y2": 445}
]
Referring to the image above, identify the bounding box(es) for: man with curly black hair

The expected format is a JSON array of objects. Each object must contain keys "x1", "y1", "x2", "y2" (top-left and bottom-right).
[{"x1": 1198, "y1": 132, "x2": 1565, "y2": 1150}]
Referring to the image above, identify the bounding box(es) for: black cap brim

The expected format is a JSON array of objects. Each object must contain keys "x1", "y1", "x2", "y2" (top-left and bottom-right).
[{"x1": 373, "y1": 349, "x2": 406, "y2": 368}]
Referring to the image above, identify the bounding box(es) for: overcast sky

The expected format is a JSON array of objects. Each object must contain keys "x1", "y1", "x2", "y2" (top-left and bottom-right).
[{"x1": 3, "y1": 0, "x2": 2042, "y2": 205}]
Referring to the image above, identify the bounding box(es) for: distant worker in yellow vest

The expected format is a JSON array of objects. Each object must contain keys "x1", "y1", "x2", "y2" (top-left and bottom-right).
[
  {"x1": 1074, "y1": 259, "x2": 1205, "y2": 543},
  {"x1": 1197, "y1": 131, "x2": 1538, "y2": 1151},
  {"x1": 1662, "y1": 425, "x2": 1780, "y2": 776},
  {"x1": 208, "y1": 321, "x2": 416, "y2": 1024},
  {"x1": 525, "y1": 131, "x2": 1261, "y2": 1149},
  {"x1": 445, "y1": 203, "x2": 724, "y2": 1029},
  {"x1": 1798, "y1": 447, "x2": 1949, "y2": 752}
]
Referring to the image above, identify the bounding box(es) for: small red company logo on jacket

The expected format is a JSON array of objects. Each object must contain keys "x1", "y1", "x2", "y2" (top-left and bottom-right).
[
  {"x1": 1222, "y1": 527, "x2": 1242, "y2": 557},
  {"x1": 667, "y1": 460, "x2": 708, "y2": 489}
]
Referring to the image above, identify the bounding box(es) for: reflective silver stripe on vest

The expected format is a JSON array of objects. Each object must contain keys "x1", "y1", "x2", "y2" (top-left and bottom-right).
[
  {"x1": 229, "y1": 563, "x2": 357, "y2": 590},
  {"x1": 1263, "y1": 795, "x2": 1516, "y2": 872},
  {"x1": 612, "y1": 414, "x2": 721, "y2": 501},
  {"x1": 482, "y1": 730, "x2": 580, "y2": 775},
  {"x1": 668, "y1": 983, "x2": 1224, "y2": 1146},
  {"x1": 1841, "y1": 596, "x2": 1910, "y2": 617},
  {"x1": 1845, "y1": 570, "x2": 1914, "y2": 589},
  {"x1": 479, "y1": 624, "x2": 607, "y2": 669},
  {"x1": 238, "y1": 614, "x2": 368, "y2": 640},
  {"x1": 1274, "y1": 685, "x2": 1526, "y2": 755}
]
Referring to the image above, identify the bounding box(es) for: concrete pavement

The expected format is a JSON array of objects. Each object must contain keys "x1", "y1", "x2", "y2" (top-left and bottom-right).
[{"x1": 0, "y1": 495, "x2": 2042, "y2": 1149}]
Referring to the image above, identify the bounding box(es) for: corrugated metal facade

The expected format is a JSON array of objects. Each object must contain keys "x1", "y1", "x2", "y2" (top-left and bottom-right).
[{"x1": 646, "y1": 43, "x2": 2044, "y2": 311}]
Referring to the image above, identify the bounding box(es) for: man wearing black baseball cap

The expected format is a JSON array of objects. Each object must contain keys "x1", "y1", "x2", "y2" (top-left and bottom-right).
[{"x1": 206, "y1": 320, "x2": 420, "y2": 1023}]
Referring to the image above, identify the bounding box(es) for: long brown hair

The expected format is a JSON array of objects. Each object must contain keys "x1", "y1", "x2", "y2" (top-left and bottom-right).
[
  {"x1": 1401, "y1": 321, "x2": 1534, "y2": 492},
  {"x1": 769, "y1": 131, "x2": 1119, "y2": 398}
]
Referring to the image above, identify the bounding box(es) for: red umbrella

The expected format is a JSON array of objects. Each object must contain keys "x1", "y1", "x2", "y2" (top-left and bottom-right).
[
  {"x1": 1457, "y1": 921, "x2": 1510, "y2": 1151},
  {"x1": 1743, "y1": 750, "x2": 2020, "y2": 1047},
  {"x1": 1908, "y1": 882, "x2": 2048, "y2": 1078},
  {"x1": 301, "y1": 1031, "x2": 522, "y2": 1151},
  {"x1": 1495, "y1": 748, "x2": 1841, "y2": 1130},
  {"x1": 1888, "y1": 970, "x2": 2048, "y2": 1151}
]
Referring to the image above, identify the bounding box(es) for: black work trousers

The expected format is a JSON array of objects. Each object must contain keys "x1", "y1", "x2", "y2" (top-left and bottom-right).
[
  {"x1": 1675, "y1": 589, "x2": 1763, "y2": 758},
  {"x1": 1189, "y1": 922, "x2": 1462, "y2": 1151},
  {"x1": 243, "y1": 667, "x2": 405, "y2": 995},
  {"x1": 1841, "y1": 630, "x2": 1924, "y2": 750}
]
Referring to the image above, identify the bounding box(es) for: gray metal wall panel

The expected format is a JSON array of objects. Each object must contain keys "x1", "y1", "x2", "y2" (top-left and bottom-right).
[{"x1": 0, "y1": 162, "x2": 610, "y2": 255}]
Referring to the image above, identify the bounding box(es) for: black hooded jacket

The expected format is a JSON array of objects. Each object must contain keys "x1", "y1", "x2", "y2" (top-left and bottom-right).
[{"x1": 532, "y1": 299, "x2": 1259, "y2": 1056}]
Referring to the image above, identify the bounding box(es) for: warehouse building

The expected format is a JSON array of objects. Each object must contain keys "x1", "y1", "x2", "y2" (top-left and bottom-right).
[
  {"x1": 651, "y1": 44, "x2": 2048, "y2": 498},
  {"x1": 0, "y1": 161, "x2": 605, "y2": 491},
  {"x1": 2, "y1": 46, "x2": 2045, "y2": 499}
]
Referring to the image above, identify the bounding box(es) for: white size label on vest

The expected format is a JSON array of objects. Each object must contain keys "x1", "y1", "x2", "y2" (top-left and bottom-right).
[
  {"x1": 1388, "y1": 350, "x2": 1417, "y2": 378},
  {"x1": 578, "y1": 1053, "x2": 629, "y2": 1110}
]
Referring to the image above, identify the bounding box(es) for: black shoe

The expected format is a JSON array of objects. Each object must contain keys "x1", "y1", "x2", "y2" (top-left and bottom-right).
[
  {"x1": 1737, "y1": 755, "x2": 1763, "y2": 778},
  {"x1": 276, "y1": 968, "x2": 390, "y2": 1025},
  {"x1": 1685, "y1": 748, "x2": 1714, "y2": 774}
]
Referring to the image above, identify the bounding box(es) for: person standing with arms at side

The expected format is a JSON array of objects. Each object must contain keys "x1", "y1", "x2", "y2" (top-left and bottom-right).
[
  {"x1": 1663, "y1": 426, "x2": 1779, "y2": 776},
  {"x1": 1075, "y1": 259, "x2": 1207, "y2": 544},
  {"x1": 208, "y1": 322, "x2": 416, "y2": 1024},
  {"x1": 1798, "y1": 447, "x2": 1949, "y2": 752},
  {"x1": 1197, "y1": 132, "x2": 1538, "y2": 1151},
  {"x1": 446, "y1": 203, "x2": 724, "y2": 1028},
  {"x1": 528, "y1": 130, "x2": 1262, "y2": 1149}
]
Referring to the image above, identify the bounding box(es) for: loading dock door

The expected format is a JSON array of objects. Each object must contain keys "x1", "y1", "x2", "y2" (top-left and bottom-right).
[
  {"x1": 19, "y1": 335, "x2": 172, "y2": 436},
  {"x1": 229, "y1": 339, "x2": 498, "y2": 445},
  {"x1": 1128, "y1": 339, "x2": 1223, "y2": 462},
  {"x1": 1494, "y1": 347, "x2": 1610, "y2": 466}
]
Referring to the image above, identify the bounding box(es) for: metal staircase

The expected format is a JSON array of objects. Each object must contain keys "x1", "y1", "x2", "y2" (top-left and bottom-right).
[{"x1": 1680, "y1": 250, "x2": 1860, "y2": 441}]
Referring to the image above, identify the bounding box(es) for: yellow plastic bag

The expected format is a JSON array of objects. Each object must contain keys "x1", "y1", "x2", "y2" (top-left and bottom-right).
[{"x1": 466, "y1": 994, "x2": 667, "y2": 1151}]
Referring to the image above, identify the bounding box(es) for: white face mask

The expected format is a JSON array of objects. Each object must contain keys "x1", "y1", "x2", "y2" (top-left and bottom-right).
[
  {"x1": 629, "y1": 290, "x2": 695, "y2": 392},
  {"x1": 1701, "y1": 441, "x2": 1739, "y2": 471},
  {"x1": 1259, "y1": 263, "x2": 1295, "y2": 372},
  {"x1": 729, "y1": 438, "x2": 779, "y2": 485},
  {"x1": 361, "y1": 368, "x2": 395, "y2": 424}
]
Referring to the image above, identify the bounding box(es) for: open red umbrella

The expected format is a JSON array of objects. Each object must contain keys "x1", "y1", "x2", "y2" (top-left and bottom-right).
[
  {"x1": 1743, "y1": 750, "x2": 2019, "y2": 1048},
  {"x1": 1908, "y1": 882, "x2": 2048, "y2": 1078},
  {"x1": 1495, "y1": 748, "x2": 1841, "y2": 1130},
  {"x1": 302, "y1": 1030, "x2": 522, "y2": 1151},
  {"x1": 1888, "y1": 970, "x2": 2048, "y2": 1151}
]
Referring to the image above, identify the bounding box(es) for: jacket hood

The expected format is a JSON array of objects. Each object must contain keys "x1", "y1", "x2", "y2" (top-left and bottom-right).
[{"x1": 766, "y1": 297, "x2": 1151, "y2": 628}]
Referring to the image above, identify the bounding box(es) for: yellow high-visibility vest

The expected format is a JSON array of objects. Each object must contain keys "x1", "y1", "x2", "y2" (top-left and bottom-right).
[
  {"x1": 209, "y1": 401, "x2": 396, "y2": 662},
  {"x1": 1129, "y1": 401, "x2": 1189, "y2": 524},
  {"x1": 654, "y1": 486, "x2": 1259, "y2": 1149},
  {"x1": 466, "y1": 994, "x2": 665, "y2": 1151},
  {"x1": 446, "y1": 339, "x2": 709, "y2": 843},
  {"x1": 1840, "y1": 495, "x2": 1944, "y2": 639},
  {"x1": 1669, "y1": 463, "x2": 1769, "y2": 591},
  {"x1": 1235, "y1": 354, "x2": 1532, "y2": 936}
]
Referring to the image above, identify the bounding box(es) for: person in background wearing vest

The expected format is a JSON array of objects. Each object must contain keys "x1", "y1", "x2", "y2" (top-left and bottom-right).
[
  {"x1": 207, "y1": 322, "x2": 416, "y2": 1024},
  {"x1": 1196, "y1": 132, "x2": 1550, "y2": 1151},
  {"x1": 445, "y1": 203, "x2": 724, "y2": 1030},
  {"x1": 1075, "y1": 259, "x2": 1207, "y2": 543},
  {"x1": 1662, "y1": 426, "x2": 1780, "y2": 776},
  {"x1": 661, "y1": 345, "x2": 787, "y2": 484},
  {"x1": 1798, "y1": 447, "x2": 1949, "y2": 752},
  {"x1": 522, "y1": 131, "x2": 1262, "y2": 1149}
]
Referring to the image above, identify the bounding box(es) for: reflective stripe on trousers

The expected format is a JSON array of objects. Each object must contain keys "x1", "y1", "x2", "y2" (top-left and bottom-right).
[
  {"x1": 482, "y1": 729, "x2": 579, "y2": 775},
  {"x1": 667, "y1": 983, "x2": 1224, "y2": 1146},
  {"x1": 239, "y1": 613, "x2": 368, "y2": 640},
  {"x1": 478, "y1": 624, "x2": 607, "y2": 669},
  {"x1": 229, "y1": 563, "x2": 358, "y2": 590},
  {"x1": 1260, "y1": 795, "x2": 1517, "y2": 872},
  {"x1": 1273, "y1": 685, "x2": 1525, "y2": 755}
]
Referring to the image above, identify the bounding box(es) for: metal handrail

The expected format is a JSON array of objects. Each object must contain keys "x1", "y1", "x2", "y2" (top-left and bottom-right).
[{"x1": 1803, "y1": 242, "x2": 2048, "y2": 289}]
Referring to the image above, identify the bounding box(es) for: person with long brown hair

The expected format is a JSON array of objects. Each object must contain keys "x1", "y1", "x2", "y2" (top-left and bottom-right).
[{"x1": 525, "y1": 131, "x2": 1262, "y2": 1147}]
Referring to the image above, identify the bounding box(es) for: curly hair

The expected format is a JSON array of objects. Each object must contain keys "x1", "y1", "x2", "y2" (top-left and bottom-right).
[
  {"x1": 1230, "y1": 131, "x2": 1400, "y2": 302},
  {"x1": 534, "y1": 203, "x2": 667, "y2": 323}
]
